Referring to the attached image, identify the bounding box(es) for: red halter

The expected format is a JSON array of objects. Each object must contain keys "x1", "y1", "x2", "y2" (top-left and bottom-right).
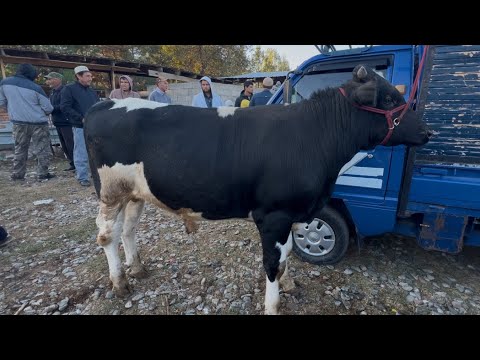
[{"x1": 339, "y1": 45, "x2": 429, "y2": 146}]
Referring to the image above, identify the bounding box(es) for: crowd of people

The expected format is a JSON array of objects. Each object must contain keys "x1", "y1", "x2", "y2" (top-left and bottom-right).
[
  {"x1": 0, "y1": 63, "x2": 279, "y2": 190},
  {"x1": 0, "y1": 62, "x2": 280, "y2": 247}
]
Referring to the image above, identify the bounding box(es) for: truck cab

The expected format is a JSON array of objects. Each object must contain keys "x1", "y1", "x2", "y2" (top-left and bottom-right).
[{"x1": 272, "y1": 45, "x2": 480, "y2": 265}]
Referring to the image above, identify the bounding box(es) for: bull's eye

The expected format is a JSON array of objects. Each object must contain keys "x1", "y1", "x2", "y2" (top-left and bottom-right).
[{"x1": 384, "y1": 95, "x2": 394, "y2": 107}]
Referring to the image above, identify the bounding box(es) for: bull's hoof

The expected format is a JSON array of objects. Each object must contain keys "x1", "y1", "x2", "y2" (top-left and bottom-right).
[
  {"x1": 128, "y1": 265, "x2": 149, "y2": 279},
  {"x1": 264, "y1": 307, "x2": 280, "y2": 315},
  {"x1": 112, "y1": 276, "x2": 132, "y2": 297}
]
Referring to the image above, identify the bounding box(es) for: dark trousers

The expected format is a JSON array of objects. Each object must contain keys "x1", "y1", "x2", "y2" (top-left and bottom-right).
[{"x1": 56, "y1": 126, "x2": 74, "y2": 167}]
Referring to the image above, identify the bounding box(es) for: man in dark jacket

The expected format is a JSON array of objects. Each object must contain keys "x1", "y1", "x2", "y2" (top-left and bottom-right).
[
  {"x1": 45, "y1": 72, "x2": 75, "y2": 171},
  {"x1": 249, "y1": 77, "x2": 274, "y2": 107},
  {"x1": 60, "y1": 65, "x2": 99, "y2": 186},
  {"x1": 234, "y1": 80, "x2": 254, "y2": 107}
]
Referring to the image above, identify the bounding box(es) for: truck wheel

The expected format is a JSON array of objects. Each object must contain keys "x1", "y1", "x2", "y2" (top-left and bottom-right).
[{"x1": 291, "y1": 205, "x2": 349, "y2": 265}]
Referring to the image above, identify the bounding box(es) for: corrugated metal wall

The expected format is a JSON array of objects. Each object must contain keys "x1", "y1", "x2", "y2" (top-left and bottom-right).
[{"x1": 416, "y1": 45, "x2": 480, "y2": 163}]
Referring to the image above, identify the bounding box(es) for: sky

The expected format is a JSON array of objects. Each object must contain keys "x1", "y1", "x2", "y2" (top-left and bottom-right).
[{"x1": 260, "y1": 45, "x2": 357, "y2": 69}]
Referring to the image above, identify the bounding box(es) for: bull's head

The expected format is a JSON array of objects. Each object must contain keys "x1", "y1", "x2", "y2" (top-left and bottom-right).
[{"x1": 343, "y1": 65, "x2": 432, "y2": 147}]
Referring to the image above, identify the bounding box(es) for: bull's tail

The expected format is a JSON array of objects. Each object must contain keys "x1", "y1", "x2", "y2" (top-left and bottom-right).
[
  {"x1": 88, "y1": 153, "x2": 102, "y2": 198},
  {"x1": 84, "y1": 118, "x2": 101, "y2": 198}
]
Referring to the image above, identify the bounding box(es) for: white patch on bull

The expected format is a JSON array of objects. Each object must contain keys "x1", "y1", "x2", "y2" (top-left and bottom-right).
[
  {"x1": 275, "y1": 237, "x2": 292, "y2": 263},
  {"x1": 110, "y1": 98, "x2": 169, "y2": 112},
  {"x1": 291, "y1": 223, "x2": 303, "y2": 232},
  {"x1": 97, "y1": 162, "x2": 209, "y2": 228},
  {"x1": 98, "y1": 162, "x2": 174, "y2": 211},
  {"x1": 265, "y1": 277, "x2": 280, "y2": 315},
  {"x1": 217, "y1": 106, "x2": 237, "y2": 118},
  {"x1": 279, "y1": 234, "x2": 295, "y2": 292}
]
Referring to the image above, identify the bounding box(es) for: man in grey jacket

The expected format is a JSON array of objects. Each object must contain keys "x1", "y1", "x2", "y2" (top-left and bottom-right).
[{"x1": 0, "y1": 63, "x2": 55, "y2": 181}]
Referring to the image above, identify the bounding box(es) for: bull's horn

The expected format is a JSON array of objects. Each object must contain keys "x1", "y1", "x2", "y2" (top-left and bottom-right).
[{"x1": 356, "y1": 65, "x2": 368, "y2": 80}]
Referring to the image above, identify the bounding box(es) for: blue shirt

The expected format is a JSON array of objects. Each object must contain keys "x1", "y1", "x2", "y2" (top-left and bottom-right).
[
  {"x1": 249, "y1": 89, "x2": 273, "y2": 107},
  {"x1": 149, "y1": 88, "x2": 172, "y2": 104}
]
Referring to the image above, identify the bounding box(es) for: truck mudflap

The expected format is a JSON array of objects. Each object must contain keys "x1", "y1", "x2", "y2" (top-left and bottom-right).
[{"x1": 418, "y1": 212, "x2": 468, "y2": 253}]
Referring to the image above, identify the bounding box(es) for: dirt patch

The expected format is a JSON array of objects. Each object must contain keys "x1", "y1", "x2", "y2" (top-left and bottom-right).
[{"x1": 1, "y1": 151, "x2": 480, "y2": 315}]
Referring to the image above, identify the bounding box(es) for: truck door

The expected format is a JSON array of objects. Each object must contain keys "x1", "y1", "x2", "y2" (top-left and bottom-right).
[{"x1": 278, "y1": 49, "x2": 415, "y2": 204}]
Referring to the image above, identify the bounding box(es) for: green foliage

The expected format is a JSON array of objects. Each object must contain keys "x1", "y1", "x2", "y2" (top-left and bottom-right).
[
  {"x1": 1, "y1": 45, "x2": 289, "y2": 87},
  {"x1": 1, "y1": 45, "x2": 251, "y2": 77},
  {"x1": 248, "y1": 46, "x2": 291, "y2": 72}
]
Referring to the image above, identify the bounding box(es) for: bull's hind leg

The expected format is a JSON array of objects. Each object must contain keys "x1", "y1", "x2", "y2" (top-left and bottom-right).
[
  {"x1": 253, "y1": 209, "x2": 293, "y2": 315},
  {"x1": 96, "y1": 201, "x2": 130, "y2": 296},
  {"x1": 279, "y1": 232, "x2": 295, "y2": 292},
  {"x1": 121, "y1": 199, "x2": 148, "y2": 279}
]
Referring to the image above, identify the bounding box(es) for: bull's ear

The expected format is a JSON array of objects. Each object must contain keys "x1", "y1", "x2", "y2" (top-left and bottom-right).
[{"x1": 353, "y1": 80, "x2": 378, "y2": 107}]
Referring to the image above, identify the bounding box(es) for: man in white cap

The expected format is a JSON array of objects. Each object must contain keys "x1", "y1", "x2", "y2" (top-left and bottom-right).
[
  {"x1": 60, "y1": 65, "x2": 99, "y2": 186},
  {"x1": 249, "y1": 77, "x2": 274, "y2": 107}
]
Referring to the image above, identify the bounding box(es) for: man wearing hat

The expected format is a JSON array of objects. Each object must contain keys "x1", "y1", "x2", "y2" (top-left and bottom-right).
[
  {"x1": 45, "y1": 72, "x2": 75, "y2": 171},
  {"x1": 60, "y1": 65, "x2": 99, "y2": 186},
  {"x1": 249, "y1": 77, "x2": 274, "y2": 107}
]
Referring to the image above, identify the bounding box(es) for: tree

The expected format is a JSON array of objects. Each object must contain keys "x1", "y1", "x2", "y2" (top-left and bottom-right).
[
  {"x1": 0, "y1": 45, "x2": 253, "y2": 77},
  {"x1": 248, "y1": 46, "x2": 291, "y2": 72},
  {"x1": 154, "y1": 45, "x2": 251, "y2": 77},
  {"x1": 249, "y1": 46, "x2": 263, "y2": 73}
]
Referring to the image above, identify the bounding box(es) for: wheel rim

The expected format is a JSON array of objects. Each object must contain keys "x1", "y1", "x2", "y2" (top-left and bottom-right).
[{"x1": 293, "y1": 218, "x2": 336, "y2": 256}]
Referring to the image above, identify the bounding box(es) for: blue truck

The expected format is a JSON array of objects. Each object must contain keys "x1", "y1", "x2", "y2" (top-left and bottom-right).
[{"x1": 270, "y1": 45, "x2": 480, "y2": 264}]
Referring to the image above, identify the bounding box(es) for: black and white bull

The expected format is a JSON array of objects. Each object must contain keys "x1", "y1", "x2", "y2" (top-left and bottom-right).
[{"x1": 84, "y1": 65, "x2": 430, "y2": 314}]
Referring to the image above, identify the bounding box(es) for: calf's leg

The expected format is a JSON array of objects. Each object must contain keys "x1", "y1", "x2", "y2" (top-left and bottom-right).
[{"x1": 121, "y1": 199, "x2": 148, "y2": 278}]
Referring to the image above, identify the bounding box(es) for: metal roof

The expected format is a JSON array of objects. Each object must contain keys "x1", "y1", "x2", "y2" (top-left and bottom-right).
[
  {"x1": 220, "y1": 71, "x2": 288, "y2": 80},
  {"x1": 0, "y1": 47, "x2": 233, "y2": 84}
]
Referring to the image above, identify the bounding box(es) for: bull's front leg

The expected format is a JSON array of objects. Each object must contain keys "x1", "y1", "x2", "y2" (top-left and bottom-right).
[{"x1": 254, "y1": 209, "x2": 293, "y2": 315}]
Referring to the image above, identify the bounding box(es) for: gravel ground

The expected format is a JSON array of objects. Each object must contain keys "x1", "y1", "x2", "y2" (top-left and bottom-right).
[{"x1": 1, "y1": 151, "x2": 480, "y2": 315}]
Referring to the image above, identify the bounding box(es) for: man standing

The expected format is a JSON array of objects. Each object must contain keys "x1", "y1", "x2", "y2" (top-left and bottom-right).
[
  {"x1": 192, "y1": 76, "x2": 223, "y2": 108},
  {"x1": 234, "y1": 80, "x2": 254, "y2": 108},
  {"x1": 60, "y1": 65, "x2": 99, "y2": 187},
  {"x1": 0, "y1": 63, "x2": 55, "y2": 181},
  {"x1": 249, "y1": 77, "x2": 274, "y2": 107},
  {"x1": 110, "y1": 75, "x2": 141, "y2": 100},
  {"x1": 45, "y1": 72, "x2": 75, "y2": 171},
  {"x1": 149, "y1": 76, "x2": 171, "y2": 104}
]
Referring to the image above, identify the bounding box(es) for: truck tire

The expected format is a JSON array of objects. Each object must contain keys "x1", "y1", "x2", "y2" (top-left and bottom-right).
[{"x1": 291, "y1": 205, "x2": 349, "y2": 265}]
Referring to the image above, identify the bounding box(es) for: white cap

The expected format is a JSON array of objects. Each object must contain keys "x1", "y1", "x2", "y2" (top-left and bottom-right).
[{"x1": 74, "y1": 65, "x2": 90, "y2": 74}]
